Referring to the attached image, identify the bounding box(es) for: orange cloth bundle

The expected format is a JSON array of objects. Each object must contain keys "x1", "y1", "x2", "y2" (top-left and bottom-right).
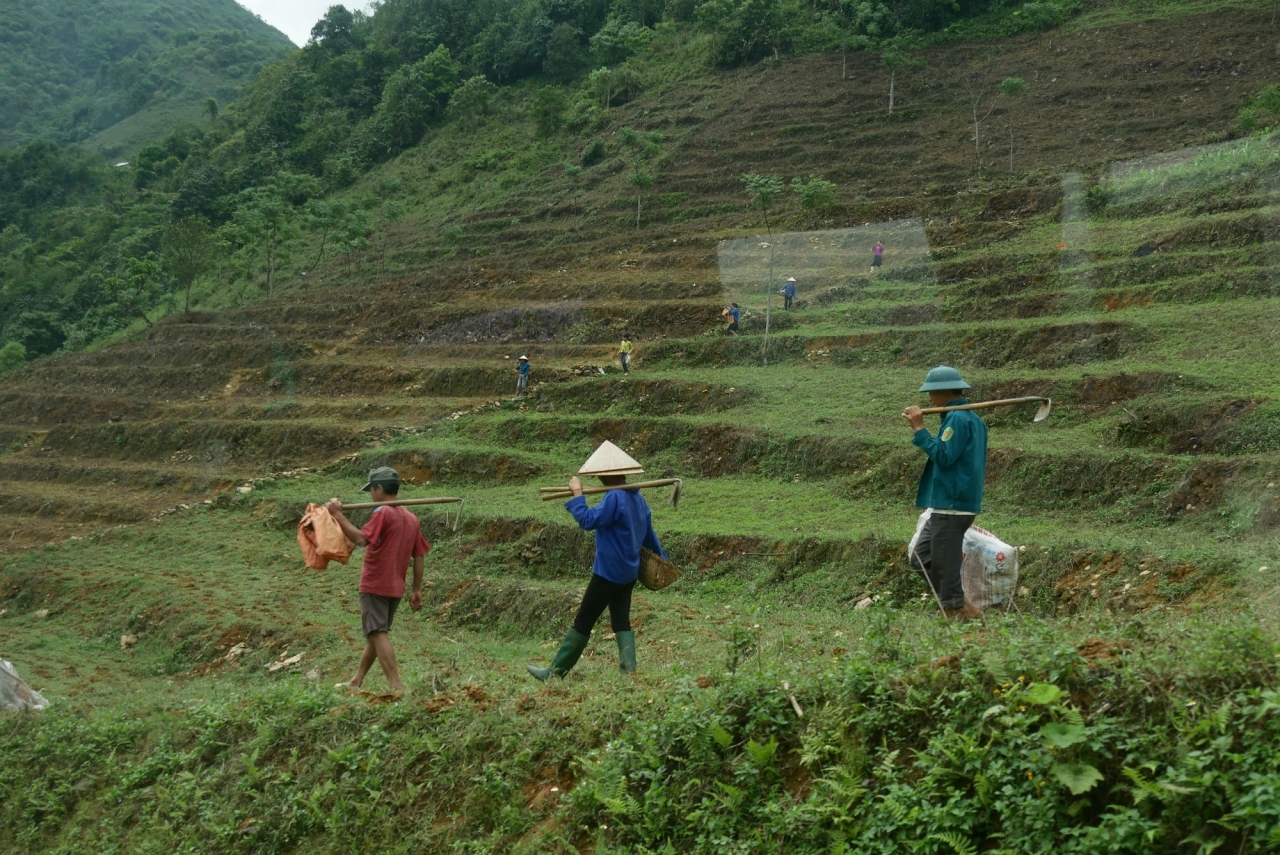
[{"x1": 298, "y1": 503, "x2": 356, "y2": 569}]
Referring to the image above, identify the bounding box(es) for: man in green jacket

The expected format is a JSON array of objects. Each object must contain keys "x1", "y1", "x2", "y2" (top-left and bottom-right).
[{"x1": 903, "y1": 366, "x2": 988, "y2": 620}]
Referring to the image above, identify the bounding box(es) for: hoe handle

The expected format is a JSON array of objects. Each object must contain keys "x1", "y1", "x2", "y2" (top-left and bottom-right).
[
  {"x1": 919, "y1": 396, "x2": 1049, "y2": 415},
  {"x1": 540, "y1": 478, "x2": 682, "y2": 502},
  {"x1": 338, "y1": 497, "x2": 463, "y2": 510}
]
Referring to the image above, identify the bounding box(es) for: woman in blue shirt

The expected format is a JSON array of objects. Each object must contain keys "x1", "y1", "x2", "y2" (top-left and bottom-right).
[{"x1": 528, "y1": 443, "x2": 666, "y2": 680}]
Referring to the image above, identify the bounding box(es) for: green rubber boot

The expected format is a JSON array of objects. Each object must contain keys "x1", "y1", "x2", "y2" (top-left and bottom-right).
[
  {"x1": 616, "y1": 631, "x2": 637, "y2": 675},
  {"x1": 526, "y1": 629, "x2": 589, "y2": 681}
]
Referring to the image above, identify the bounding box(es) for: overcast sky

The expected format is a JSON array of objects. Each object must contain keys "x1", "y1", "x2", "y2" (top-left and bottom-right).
[{"x1": 236, "y1": 0, "x2": 373, "y2": 47}]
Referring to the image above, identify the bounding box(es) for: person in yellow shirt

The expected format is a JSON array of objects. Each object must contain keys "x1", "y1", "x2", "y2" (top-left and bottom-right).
[{"x1": 619, "y1": 334, "x2": 633, "y2": 375}]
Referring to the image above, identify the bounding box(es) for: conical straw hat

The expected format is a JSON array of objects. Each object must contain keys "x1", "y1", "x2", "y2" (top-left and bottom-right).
[{"x1": 577, "y1": 440, "x2": 644, "y2": 477}]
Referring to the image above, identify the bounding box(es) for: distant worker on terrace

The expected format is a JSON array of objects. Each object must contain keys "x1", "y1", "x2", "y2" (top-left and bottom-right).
[
  {"x1": 326, "y1": 467, "x2": 430, "y2": 694},
  {"x1": 902, "y1": 367, "x2": 988, "y2": 621},
  {"x1": 871, "y1": 241, "x2": 884, "y2": 274},
  {"x1": 781, "y1": 277, "x2": 797, "y2": 310},
  {"x1": 515, "y1": 354, "x2": 530, "y2": 397},
  {"x1": 722, "y1": 303, "x2": 740, "y2": 335},
  {"x1": 527, "y1": 442, "x2": 667, "y2": 681},
  {"x1": 619, "y1": 333, "x2": 633, "y2": 374}
]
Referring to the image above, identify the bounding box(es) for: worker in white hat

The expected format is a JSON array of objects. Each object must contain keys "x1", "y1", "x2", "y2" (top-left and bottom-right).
[
  {"x1": 515, "y1": 355, "x2": 530, "y2": 397},
  {"x1": 780, "y1": 276, "x2": 797, "y2": 310},
  {"x1": 527, "y1": 441, "x2": 667, "y2": 680}
]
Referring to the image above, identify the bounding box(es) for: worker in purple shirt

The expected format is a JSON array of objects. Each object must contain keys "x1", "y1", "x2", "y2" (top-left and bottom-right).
[
  {"x1": 871, "y1": 241, "x2": 884, "y2": 274},
  {"x1": 527, "y1": 441, "x2": 666, "y2": 680}
]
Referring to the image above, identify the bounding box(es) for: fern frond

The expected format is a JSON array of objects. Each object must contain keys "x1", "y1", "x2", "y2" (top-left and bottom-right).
[
  {"x1": 880, "y1": 796, "x2": 909, "y2": 823},
  {"x1": 1123, "y1": 767, "x2": 1169, "y2": 804},
  {"x1": 876, "y1": 749, "x2": 901, "y2": 779},
  {"x1": 974, "y1": 773, "x2": 993, "y2": 806},
  {"x1": 982, "y1": 651, "x2": 1013, "y2": 686},
  {"x1": 927, "y1": 831, "x2": 978, "y2": 855}
]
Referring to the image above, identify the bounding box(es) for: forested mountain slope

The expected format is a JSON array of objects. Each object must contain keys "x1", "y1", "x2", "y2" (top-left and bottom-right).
[{"x1": 0, "y1": 0, "x2": 293, "y2": 148}]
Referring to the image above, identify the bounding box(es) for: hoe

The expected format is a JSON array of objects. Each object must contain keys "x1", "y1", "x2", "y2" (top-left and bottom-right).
[
  {"x1": 337, "y1": 496, "x2": 464, "y2": 530},
  {"x1": 920, "y1": 396, "x2": 1052, "y2": 422},
  {"x1": 539, "y1": 478, "x2": 684, "y2": 508}
]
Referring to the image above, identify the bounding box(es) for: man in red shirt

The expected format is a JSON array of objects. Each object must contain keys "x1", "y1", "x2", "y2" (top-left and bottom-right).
[{"x1": 326, "y1": 467, "x2": 429, "y2": 695}]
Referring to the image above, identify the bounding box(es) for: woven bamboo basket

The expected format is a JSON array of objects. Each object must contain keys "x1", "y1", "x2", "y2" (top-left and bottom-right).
[{"x1": 639, "y1": 548, "x2": 682, "y2": 591}]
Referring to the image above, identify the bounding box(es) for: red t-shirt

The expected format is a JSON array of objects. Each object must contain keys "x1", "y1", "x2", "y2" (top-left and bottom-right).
[{"x1": 359, "y1": 506, "x2": 430, "y2": 598}]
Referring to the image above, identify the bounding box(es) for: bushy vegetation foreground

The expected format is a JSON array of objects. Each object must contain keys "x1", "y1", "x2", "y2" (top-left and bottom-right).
[{"x1": 3, "y1": 605, "x2": 1278, "y2": 853}]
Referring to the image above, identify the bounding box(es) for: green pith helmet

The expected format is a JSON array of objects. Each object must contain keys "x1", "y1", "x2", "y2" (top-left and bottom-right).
[{"x1": 918, "y1": 366, "x2": 971, "y2": 392}]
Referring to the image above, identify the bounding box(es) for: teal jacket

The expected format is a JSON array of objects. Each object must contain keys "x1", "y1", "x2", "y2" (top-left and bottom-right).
[{"x1": 912, "y1": 399, "x2": 988, "y2": 514}]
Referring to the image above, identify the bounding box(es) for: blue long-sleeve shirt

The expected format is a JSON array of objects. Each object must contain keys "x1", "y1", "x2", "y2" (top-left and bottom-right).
[
  {"x1": 912, "y1": 399, "x2": 988, "y2": 514},
  {"x1": 565, "y1": 489, "x2": 666, "y2": 584}
]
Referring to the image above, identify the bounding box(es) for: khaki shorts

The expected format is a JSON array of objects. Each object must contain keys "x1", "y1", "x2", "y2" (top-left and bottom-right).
[{"x1": 359, "y1": 593, "x2": 401, "y2": 636}]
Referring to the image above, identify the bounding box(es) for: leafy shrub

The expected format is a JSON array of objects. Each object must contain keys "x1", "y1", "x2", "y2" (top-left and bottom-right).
[
  {"x1": 0, "y1": 340, "x2": 25, "y2": 371},
  {"x1": 1238, "y1": 83, "x2": 1280, "y2": 133},
  {"x1": 447, "y1": 75, "x2": 500, "y2": 117},
  {"x1": 531, "y1": 86, "x2": 568, "y2": 137},
  {"x1": 581, "y1": 137, "x2": 606, "y2": 166},
  {"x1": 791, "y1": 175, "x2": 837, "y2": 209}
]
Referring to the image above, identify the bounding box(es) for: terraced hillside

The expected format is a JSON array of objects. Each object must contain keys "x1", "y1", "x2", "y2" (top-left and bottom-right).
[{"x1": 3, "y1": 4, "x2": 1280, "y2": 852}]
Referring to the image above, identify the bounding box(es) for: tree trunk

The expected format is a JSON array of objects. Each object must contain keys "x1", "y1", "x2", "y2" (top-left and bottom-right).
[
  {"x1": 973, "y1": 108, "x2": 982, "y2": 176},
  {"x1": 973, "y1": 108, "x2": 980, "y2": 159},
  {"x1": 636, "y1": 193, "x2": 641, "y2": 229},
  {"x1": 1009, "y1": 124, "x2": 1015, "y2": 172},
  {"x1": 841, "y1": 36, "x2": 847, "y2": 80},
  {"x1": 266, "y1": 223, "x2": 277, "y2": 297},
  {"x1": 307, "y1": 227, "x2": 332, "y2": 275},
  {"x1": 131, "y1": 297, "x2": 153, "y2": 327},
  {"x1": 889, "y1": 68, "x2": 895, "y2": 113},
  {"x1": 762, "y1": 217, "x2": 774, "y2": 366},
  {"x1": 185, "y1": 278, "x2": 192, "y2": 314}
]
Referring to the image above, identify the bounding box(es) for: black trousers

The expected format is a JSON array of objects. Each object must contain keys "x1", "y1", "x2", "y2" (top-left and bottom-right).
[
  {"x1": 572, "y1": 574, "x2": 636, "y2": 636},
  {"x1": 909, "y1": 513, "x2": 974, "y2": 610}
]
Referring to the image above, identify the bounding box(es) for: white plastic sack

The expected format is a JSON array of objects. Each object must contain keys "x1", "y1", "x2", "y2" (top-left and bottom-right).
[
  {"x1": 961, "y1": 525, "x2": 1018, "y2": 610},
  {"x1": 0, "y1": 659, "x2": 49, "y2": 712},
  {"x1": 906, "y1": 512, "x2": 1019, "y2": 609},
  {"x1": 906, "y1": 509, "x2": 931, "y2": 567}
]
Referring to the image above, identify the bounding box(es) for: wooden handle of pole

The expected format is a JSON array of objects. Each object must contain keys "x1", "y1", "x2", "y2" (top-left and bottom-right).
[
  {"x1": 338, "y1": 497, "x2": 463, "y2": 510},
  {"x1": 539, "y1": 478, "x2": 681, "y2": 502},
  {"x1": 919, "y1": 396, "x2": 1048, "y2": 415}
]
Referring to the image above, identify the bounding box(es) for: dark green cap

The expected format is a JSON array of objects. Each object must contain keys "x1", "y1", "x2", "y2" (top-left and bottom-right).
[
  {"x1": 360, "y1": 466, "x2": 400, "y2": 492},
  {"x1": 918, "y1": 365, "x2": 970, "y2": 392}
]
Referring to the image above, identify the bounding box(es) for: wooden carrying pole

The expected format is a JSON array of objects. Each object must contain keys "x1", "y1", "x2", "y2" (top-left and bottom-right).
[
  {"x1": 340, "y1": 497, "x2": 463, "y2": 510},
  {"x1": 920, "y1": 396, "x2": 1052, "y2": 422},
  {"x1": 334, "y1": 496, "x2": 465, "y2": 531},
  {"x1": 539, "y1": 478, "x2": 682, "y2": 507}
]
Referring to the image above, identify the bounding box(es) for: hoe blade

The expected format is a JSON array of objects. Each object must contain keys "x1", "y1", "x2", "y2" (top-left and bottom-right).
[{"x1": 1033, "y1": 398, "x2": 1053, "y2": 422}]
